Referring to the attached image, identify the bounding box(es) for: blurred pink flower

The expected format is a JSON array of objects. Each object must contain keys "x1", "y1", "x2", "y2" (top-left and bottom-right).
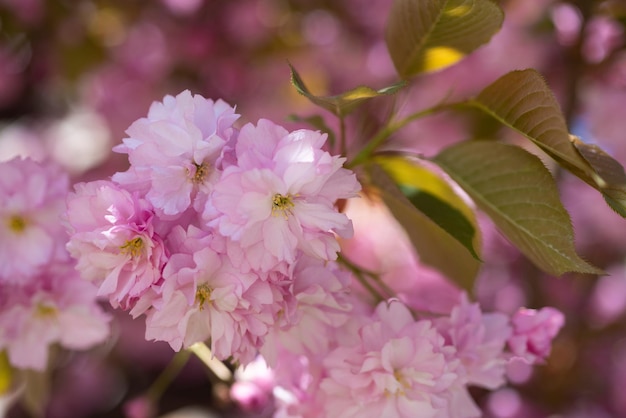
[
  {"x1": 123, "y1": 395, "x2": 157, "y2": 418},
  {"x1": 0, "y1": 157, "x2": 69, "y2": 282},
  {"x1": 0, "y1": 266, "x2": 110, "y2": 370},
  {"x1": 435, "y1": 293, "x2": 512, "y2": 390},
  {"x1": 508, "y1": 307, "x2": 565, "y2": 364},
  {"x1": 583, "y1": 16, "x2": 624, "y2": 64},
  {"x1": 340, "y1": 195, "x2": 461, "y2": 313},
  {"x1": 231, "y1": 356, "x2": 275, "y2": 414}
]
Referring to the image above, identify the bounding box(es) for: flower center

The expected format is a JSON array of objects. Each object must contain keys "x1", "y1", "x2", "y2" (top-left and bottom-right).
[
  {"x1": 195, "y1": 283, "x2": 212, "y2": 310},
  {"x1": 271, "y1": 193, "x2": 294, "y2": 218},
  {"x1": 120, "y1": 237, "x2": 143, "y2": 258},
  {"x1": 384, "y1": 370, "x2": 410, "y2": 397},
  {"x1": 8, "y1": 215, "x2": 27, "y2": 233},
  {"x1": 36, "y1": 303, "x2": 58, "y2": 318},
  {"x1": 190, "y1": 162, "x2": 210, "y2": 184}
]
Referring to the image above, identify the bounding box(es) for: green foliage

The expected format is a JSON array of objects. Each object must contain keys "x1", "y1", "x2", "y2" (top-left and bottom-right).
[
  {"x1": 375, "y1": 155, "x2": 481, "y2": 260},
  {"x1": 570, "y1": 136, "x2": 626, "y2": 217},
  {"x1": 434, "y1": 141, "x2": 603, "y2": 276},
  {"x1": 287, "y1": 1, "x2": 625, "y2": 284},
  {"x1": 385, "y1": 0, "x2": 504, "y2": 78},
  {"x1": 366, "y1": 163, "x2": 481, "y2": 292},
  {"x1": 465, "y1": 69, "x2": 626, "y2": 216},
  {"x1": 289, "y1": 63, "x2": 406, "y2": 117}
]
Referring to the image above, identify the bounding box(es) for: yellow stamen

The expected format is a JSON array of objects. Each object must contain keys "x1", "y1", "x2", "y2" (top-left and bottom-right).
[
  {"x1": 120, "y1": 237, "x2": 143, "y2": 258},
  {"x1": 195, "y1": 283, "x2": 212, "y2": 310},
  {"x1": 192, "y1": 162, "x2": 210, "y2": 184},
  {"x1": 8, "y1": 215, "x2": 27, "y2": 233},
  {"x1": 271, "y1": 193, "x2": 294, "y2": 218},
  {"x1": 36, "y1": 303, "x2": 57, "y2": 318}
]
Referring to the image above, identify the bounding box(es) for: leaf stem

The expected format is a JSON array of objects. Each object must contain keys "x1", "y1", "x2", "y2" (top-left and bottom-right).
[
  {"x1": 337, "y1": 253, "x2": 389, "y2": 302},
  {"x1": 339, "y1": 115, "x2": 347, "y2": 157},
  {"x1": 347, "y1": 104, "x2": 450, "y2": 168}
]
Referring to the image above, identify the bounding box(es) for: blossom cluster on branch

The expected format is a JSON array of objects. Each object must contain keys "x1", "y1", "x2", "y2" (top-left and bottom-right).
[
  {"x1": 4, "y1": 0, "x2": 626, "y2": 416},
  {"x1": 65, "y1": 90, "x2": 360, "y2": 366},
  {"x1": 0, "y1": 158, "x2": 109, "y2": 370},
  {"x1": 16, "y1": 90, "x2": 560, "y2": 418}
]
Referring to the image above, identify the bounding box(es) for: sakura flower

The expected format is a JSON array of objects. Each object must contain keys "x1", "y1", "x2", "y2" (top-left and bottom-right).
[
  {"x1": 0, "y1": 157, "x2": 69, "y2": 282},
  {"x1": 508, "y1": 306, "x2": 565, "y2": 364},
  {"x1": 209, "y1": 119, "x2": 360, "y2": 270},
  {"x1": 271, "y1": 348, "x2": 329, "y2": 418},
  {"x1": 231, "y1": 356, "x2": 276, "y2": 414},
  {"x1": 434, "y1": 293, "x2": 512, "y2": 389},
  {"x1": 112, "y1": 90, "x2": 239, "y2": 217},
  {"x1": 65, "y1": 180, "x2": 167, "y2": 310},
  {"x1": 320, "y1": 299, "x2": 460, "y2": 418},
  {"x1": 261, "y1": 256, "x2": 352, "y2": 366},
  {"x1": 0, "y1": 265, "x2": 110, "y2": 370},
  {"x1": 143, "y1": 225, "x2": 282, "y2": 364}
]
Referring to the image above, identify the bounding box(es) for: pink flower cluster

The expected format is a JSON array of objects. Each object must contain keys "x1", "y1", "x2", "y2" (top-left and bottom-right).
[
  {"x1": 63, "y1": 90, "x2": 565, "y2": 417},
  {"x1": 238, "y1": 296, "x2": 565, "y2": 418},
  {"x1": 65, "y1": 90, "x2": 360, "y2": 365},
  {"x1": 0, "y1": 157, "x2": 110, "y2": 370}
]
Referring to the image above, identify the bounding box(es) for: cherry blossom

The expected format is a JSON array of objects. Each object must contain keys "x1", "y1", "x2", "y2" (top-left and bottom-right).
[
  {"x1": 65, "y1": 180, "x2": 168, "y2": 310},
  {"x1": 321, "y1": 300, "x2": 461, "y2": 418},
  {"x1": 209, "y1": 119, "x2": 360, "y2": 271},
  {"x1": 0, "y1": 157, "x2": 69, "y2": 281},
  {"x1": 508, "y1": 307, "x2": 565, "y2": 364},
  {"x1": 112, "y1": 90, "x2": 239, "y2": 217}
]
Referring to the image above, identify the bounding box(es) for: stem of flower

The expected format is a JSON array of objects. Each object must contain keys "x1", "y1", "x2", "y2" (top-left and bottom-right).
[
  {"x1": 146, "y1": 350, "x2": 191, "y2": 401},
  {"x1": 188, "y1": 342, "x2": 233, "y2": 383},
  {"x1": 337, "y1": 253, "x2": 387, "y2": 302},
  {"x1": 347, "y1": 103, "x2": 453, "y2": 168}
]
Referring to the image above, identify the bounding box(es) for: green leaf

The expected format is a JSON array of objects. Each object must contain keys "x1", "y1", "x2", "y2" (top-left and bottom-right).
[
  {"x1": 570, "y1": 136, "x2": 626, "y2": 218},
  {"x1": 366, "y1": 163, "x2": 481, "y2": 292},
  {"x1": 374, "y1": 155, "x2": 481, "y2": 259},
  {"x1": 467, "y1": 69, "x2": 626, "y2": 216},
  {"x1": 385, "y1": 0, "x2": 504, "y2": 77},
  {"x1": 289, "y1": 63, "x2": 406, "y2": 117},
  {"x1": 470, "y1": 70, "x2": 592, "y2": 176},
  {"x1": 434, "y1": 141, "x2": 604, "y2": 276}
]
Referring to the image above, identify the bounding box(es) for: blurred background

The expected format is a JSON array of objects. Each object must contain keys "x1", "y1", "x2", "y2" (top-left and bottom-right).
[{"x1": 2, "y1": 0, "x2": 626, "y2": 417}]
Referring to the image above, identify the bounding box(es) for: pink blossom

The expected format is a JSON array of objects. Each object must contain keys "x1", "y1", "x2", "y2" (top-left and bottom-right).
[
  {"x1": 508, "y1": 307, "x2": 565, "y2": 364},
  {"x1": 65, "y1": 180, "x2": 168, "y2": 310},
  {"x1": 271, "y1": 348, "x2": 328, "y2": 418},
  {"x1": 434, "y1": 293, "x2": 512, "y2": 389},
  {"x1": 123, "y1": 396, "x2": 157, "y2": 418},
  {"x1": 320, "y1": 300, "x2": 460, "y2": 418},
  {"x1": 261, "y1": 256, "x2": 352, "y2": 366},
  {"x1": 143, "y1": 225, "x2": 282, "y2": 364},
  {"x1": 208, "y1": 119, "x2": 360, "y2": 270},
  {"x1": 112, "y1": 90, "x2": 239, "y2": 217},
  {"x1": 0, "y1": 266, "x2": 110, "y2": 370},
  {"x1": 231, "y1": 356, "x2": 275, "y2": 414},
  {"x1": 0, "y1": 157, "x2": 69, "y2": 282}
]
